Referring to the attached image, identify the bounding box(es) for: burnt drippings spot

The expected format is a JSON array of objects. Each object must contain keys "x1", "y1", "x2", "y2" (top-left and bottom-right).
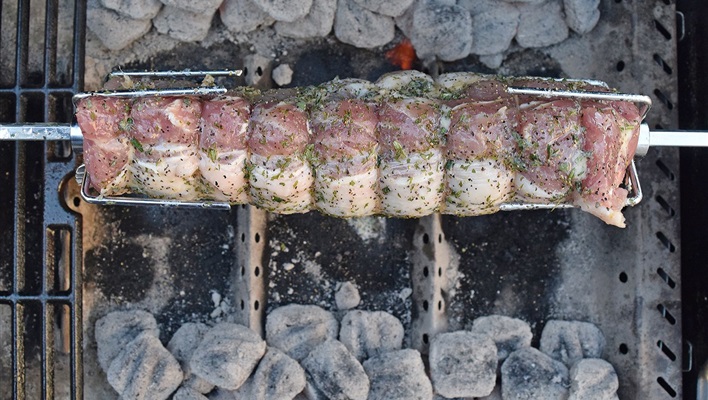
[{"x1": 85, "y1": 243, "x2": 154, "y2": 302}]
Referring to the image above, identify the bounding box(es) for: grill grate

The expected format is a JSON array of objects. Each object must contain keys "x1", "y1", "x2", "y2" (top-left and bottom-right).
[{"x1": 0, "y1": 0, "x2": 86, "y2": 399}]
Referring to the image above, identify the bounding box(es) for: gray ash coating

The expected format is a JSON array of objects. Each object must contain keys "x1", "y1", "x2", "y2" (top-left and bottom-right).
[
  {"x1": 265, "y1": 213, "x2": 416, "y2": 331},
  {"x1": 84, "y1": 205, "x2": 236, "y2": 342},
  {"x1": 442, "y1": 210, "x2": 571, "y2": 342}
]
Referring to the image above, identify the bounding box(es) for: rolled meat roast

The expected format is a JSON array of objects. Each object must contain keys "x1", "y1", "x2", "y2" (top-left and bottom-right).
[{"x1": 75, "y1": 71, "x2": 642, "y2": 227}]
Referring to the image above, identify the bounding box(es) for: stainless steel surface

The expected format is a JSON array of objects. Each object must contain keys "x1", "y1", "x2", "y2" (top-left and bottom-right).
[
  {"x1": 108, "y1": 69, "x2": 243, "y2": 78},
  {"x1": 638, "y1": 124, "x2": 708, "y2": 156},
  {"x1": 71, "y1": 86, "x2": 227, "y2": 104},
  {"x1": 75, "y1": 164, "x2": 231, "y2": 210},
  {"x1": 506, "y1": 86, "x2": 653, "y2": 119}
]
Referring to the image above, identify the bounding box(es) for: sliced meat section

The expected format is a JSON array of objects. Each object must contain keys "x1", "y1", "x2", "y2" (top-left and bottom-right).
[
  {"x1": 75, "y1": 97, "x2": 133, "y2": 194},
  {"x1": 311, "y1": 99, "x2": 379, "y2": 216},
  {"x1": 515, "y1": 99, "x2": 588, "y2": 204},
  {"x1": 129, "y1": 96, "x2": 202, "y2": 200},
  {"x1": 377, "y1": 97, "x2": 444, "y2": 216},
  {"x1": 199, "y1": 96, "x2": 251, "y2": 203},
  {"x1": 442, "y1": 94, "x2": 517, "y2": 215},
  {"x1": 575, "y1": 100, "x2": 641, "y2": 227},
  {"x1": 247, "y1": 101, "x2": 313, "y2": 213}
]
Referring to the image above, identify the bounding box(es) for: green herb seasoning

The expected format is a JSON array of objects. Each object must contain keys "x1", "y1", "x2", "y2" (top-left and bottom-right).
[
  {"x1": 208, "y1": 147, "x2": 218, "y2": 163},
  {"x1": 130, "y1": 138, "x2": 144, "y2": 152},
  {"x1": 393, "y1": 141, "x2": 406, "y2": 161},
  {"x1": 119, "y1": 117, "x2": 134, "y2": 132}
]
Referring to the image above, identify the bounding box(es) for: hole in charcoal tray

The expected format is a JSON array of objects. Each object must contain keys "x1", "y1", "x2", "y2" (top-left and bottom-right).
[
  {"x1": 240, "y1": 299, "x2": 245, "y2": 310},
  {"x1": 656, "y1": 231, "x2": 676, "y2": 253},
  {"x1": 655, "y1": 159, "x2": 676, "y2": 181},
  {"x1": 654, "y1": 19, "x2": 673, "y2": 40},
  {"x1": 437, "y1": 301, "x2": 442, "y2": 311},
  {"x1": 242, "y1": 67, "x2": 248, "y2": 76},
  {"x1": 438, "y1": 233, "x2": 442, "y2": 243},
  {"x1": 423, "y1": 266, "x2": 429, "y2": 277},
  {"x1": 657, "y1": 268, "x2": 677, "y2": 289},
  {"x1": 254, "y1": 232, "x2": 260, "y2": 243},
  {"x1": 423, "y1": 233, "x2": 429, "y2": 244},
  {"x1": 616, "y1": 61, "x2": 625, "y2": 72},
  {"x1": 655, "y1": 195, "x2": 676, "y2": 217},
  {"x1": 254, "y1": 300, "x2": 260, "y2": 311},
  {"x1": 73, "y1": 197, "x2": 80, "y2": 207},
  {"x1": 653, "y1": 88, "x2": 674, "y2": 110},
  {"x1": 256, "y1": 67, "x2": 263, "y2": 77},
  {"x1": 438, "y1": 267, "x2": 442, "y2": 277},
  {"x1": 657, "y1": 304, "x2": 677, "y2": 325},
  {"x1": 619, "y1": 272, "x2": 628, "y2": 283},
  {"x1": 423, "y1": 334, "x2": 429, "y2": 344},
  {"x1": 241, "y1": 266, "x2": 245, "y2": 276},
  {"x1": 619, "y1": 343, "x2": 629, "y2": 354},
  {"x1": 254, "y1": 266, "x2": 260, "y2": 277},
  {"x1": 657, "y1": 340, "x2": 677, "y2": 361},
  {"x1": 423, "y1": 300, "x2": 429, "y2": 311},
  {"x1": 657, "y1": 377, "x2": 677, "y2": 397},
  {"x1": 241, "y1": 233, "x2": 245, "y2": 242},
  {"x1": 653, "y1": 53, "x2": 673, "y2": 75}
]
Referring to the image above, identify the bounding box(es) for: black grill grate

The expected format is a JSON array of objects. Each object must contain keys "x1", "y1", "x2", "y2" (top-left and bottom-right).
[{"x1": 0, "y1": 0, "x2": 86, "y2": 399}]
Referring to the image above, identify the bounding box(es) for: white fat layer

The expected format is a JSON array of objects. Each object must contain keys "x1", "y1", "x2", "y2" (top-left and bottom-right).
[
  {"x1": 164, "y1": 100, "x2": 194, "y2": 131},
  {"x1": 315, "y1": 162, "x2": 378, "y2": 217},
  {"x1": 375, "y1": 70, "x2": 434, "y2": 91},
  {"x1": 249, "y1": 154, "x2": 313, "y2": 214},
  {"x1": 575, "y1": 198, "x2": 626, "y2": 228},
  {"x1": 129, "y1": 142, "x2": 200, "y2": 199},
  {"x1": 571, "y1": 151, "x2": 589, "y2": 180},
  {"x1": 101, "y1": 167, "x2": 132, "y2": 197},
  {"x1": 91, "y1": 136, "x2": 134, "y2": 196},
  {"x1": 444, "y1": 160, "x2": 513, "y2": 216},
  {"x1": 436, "y1": 72, "x2": 487, "y2": 91},
  {"x1": 380, "y1": 151, "x2": 444, "y2": 217},
  {"x1": 618, "y1": 123, "x2": 634, "y2": 166},
  {"x1": 514, "y1": 173, "x2": 565, "y2": 203},
  {"x1": 439, "y1": 104, "x2": 452, "y2": 133},
  {"x1": 328, "y1": 79, "x2": 377, "y2": 99},
  {"x1": 199, "y1": 150, "x2": 248, "y2": 203}
]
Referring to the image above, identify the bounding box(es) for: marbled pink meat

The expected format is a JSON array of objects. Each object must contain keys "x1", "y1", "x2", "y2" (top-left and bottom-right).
[
  {"x1": 247, "y1": 101, "x2": 313, "y2": 213},
  {"x1": 199, "y1": 96, "x2": 251, "y2": 202},
  {"x1": 76, "y1": 72, "x2": 644, "y2": 227},
  {"x1": 311, "y1": 99, "x2": 379, "y2": 216},
  {"x1": 377, "y1": 97, "x2": 444, "y2": 217},
  {"x1": 129, "y1": 97, "x2": 202, "y2": 199},
  {"x1": 75, "y1": 97, "x2": 132, "y2": 193},
  {"x1": 516, "y1": 99, "x2": 587, "y2": 202},
  {"x1": 576, "y1": 100, "x2": 641, "y2": 226}
]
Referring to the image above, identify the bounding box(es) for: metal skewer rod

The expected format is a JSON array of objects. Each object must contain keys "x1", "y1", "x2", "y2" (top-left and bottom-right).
[
  {"x1": 109, "y1": 69, "x2": 243, "y2": 78},
  {"x1": 636, "y1": 124, "x2": 708, "y2": 156},
  {"x1": 0, "y1": 123, "x2": 83, "y2": 151}
]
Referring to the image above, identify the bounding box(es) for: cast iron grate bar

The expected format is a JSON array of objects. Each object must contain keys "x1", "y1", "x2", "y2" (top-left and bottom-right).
[{"x1": 0, "y1": 0, "x2": 86, "y2": 399}]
